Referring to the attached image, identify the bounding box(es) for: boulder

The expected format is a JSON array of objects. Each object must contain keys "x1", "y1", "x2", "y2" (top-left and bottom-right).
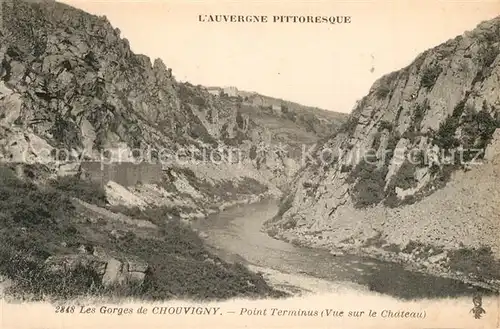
[
  {"x1": 45, "y1": 254, "x2": 107, "y2": 276},
  {"x1": 428, "y1": 252, "x2": 448, "y2": 264},
  {"x1": 101, "y1": 258, "x2": 127, "y2": 286},
  {"x1": 484, "y1": 128, "x2": 500, "y2": 162},
  {"x1": 45, "y1": 253, "x2": 149, "y2": 287}
]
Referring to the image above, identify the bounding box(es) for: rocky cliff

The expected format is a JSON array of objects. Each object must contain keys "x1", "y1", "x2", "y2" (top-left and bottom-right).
[
  {"x1": 0, "y1": 0, "x2": 345, "y2": 194},
  {"x1": 0, "y1": 0, "x2": 346, "y2": 300},
  {"x1": 267, "y1": 16, "x2": 500, "y2": 289}
]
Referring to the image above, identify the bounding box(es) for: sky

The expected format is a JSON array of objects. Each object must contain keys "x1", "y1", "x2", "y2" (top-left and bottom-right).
[{"x1": 61, "y1": 0, "x2": 499, "y2": 113}]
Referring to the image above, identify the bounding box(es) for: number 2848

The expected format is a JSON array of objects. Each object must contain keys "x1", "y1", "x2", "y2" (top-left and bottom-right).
[{"x1": 55, "y1": 306, "x2": 76, "y2": 313}]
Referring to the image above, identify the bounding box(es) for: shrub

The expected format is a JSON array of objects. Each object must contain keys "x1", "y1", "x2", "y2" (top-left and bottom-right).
[
  {"x1": 383, "y1": 189, "x2": 401, "y2": 208},
  {"x1": 0, "y1": 166, "x2": 75, "y2": 227},
  {"x1": 395, "y1": 106, "x2": 404, "y2": 123},
  {"x1": 340, "y1": 164, "x2": 352, "y2": 173},
  {"x1": 236, "y1": 111, "x2": 245, "y2": 129},
  {"x1": 178, "y1": 83, "x2": 196, "y2": 102},
  {"x1": 49, "y1": 175, "x2": 107, "y2": 206},
  {"x1": 413, "y1": 103, "x2": 427, "y2": 130},
  {"x1": 348, "y1": 160, "x2": 388, "y2": 208},
  {"x1": 0, "y1": 167, "x2": 283, "y2": 301},
  {"x1": 375, "y1": 85, "x2": 391, "y2": 99},
  {"x1": 378, "y1": 120, "x2": 394, "y2": 132},
  {"x1": 249, "y1": 145, "x2": 258, "y2": 160},
  {"x1": 448, "y1": 246, "x2": 500, "y2": 280},
  {"x1": 434, "y1": 116, "x2": 460, "y2": 151},
  {"x1": 111, "y1": 212, "x2": 284, "y2": 300},
  {"x1": 339, "y1": 117, "x2": 359, "y2": 136},
  {"x1": 386, "y1": 132, "x2": 401, "y2": 151},
  {"x1": 421, "y1": 65, "x2": 442, "y2": 89},
  {"x1": 372, "y1": 132, "x2": 382, "y2": 150},
  {"x1": 276, "y1": 194, "x2": 294, "y2": 219},
  {"x1": 389, "y1": 160, "x2": 418, "y2": 190}
]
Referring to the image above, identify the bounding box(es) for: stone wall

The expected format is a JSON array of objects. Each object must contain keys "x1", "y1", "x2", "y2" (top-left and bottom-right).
[{"x1": 81, "y1": 162, "x2": 163, "y2": 187}]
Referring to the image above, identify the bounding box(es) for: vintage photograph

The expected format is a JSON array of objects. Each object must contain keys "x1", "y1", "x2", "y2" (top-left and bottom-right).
[{"x1": 0, "y1": 0, "x2": 499, "y2": 327}]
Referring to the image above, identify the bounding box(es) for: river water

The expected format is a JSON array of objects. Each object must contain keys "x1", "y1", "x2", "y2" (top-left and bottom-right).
[{"x1": 193, "y1": 200, "x2": 492, "y2": 300}]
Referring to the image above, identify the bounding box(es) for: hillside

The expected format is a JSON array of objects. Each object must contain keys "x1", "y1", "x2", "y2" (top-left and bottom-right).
[
  {"x1": 237, "y1": 88, "x2": 345, "y2": 138},
  {"x1": 0, "y1": 0, "x2": 344, "y2": 300},
  {"x1": 209, "y1": 87, "x2": 347, "y2": 161},
  {"x1": 266, "y1": 16, "x2": 500, "y2": 290}
]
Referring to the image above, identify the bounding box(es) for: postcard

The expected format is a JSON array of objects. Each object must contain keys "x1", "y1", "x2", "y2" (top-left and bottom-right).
[{"x1": 0, "y1": 0, "x2": 499, "y2": 328}]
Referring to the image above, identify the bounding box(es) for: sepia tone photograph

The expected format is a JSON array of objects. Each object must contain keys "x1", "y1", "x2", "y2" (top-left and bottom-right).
[{"x1": 0, "y1": 0, "x2": 499, "y2": 328}]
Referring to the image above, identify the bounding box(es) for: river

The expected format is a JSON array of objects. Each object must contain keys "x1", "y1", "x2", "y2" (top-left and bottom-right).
[{"x1": 193, "y1": 200, "x2": 492, "y2": 300}]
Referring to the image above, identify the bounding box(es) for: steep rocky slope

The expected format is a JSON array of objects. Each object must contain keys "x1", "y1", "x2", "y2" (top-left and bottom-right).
[
  {"x1": 267, "y1": 17, "x2": 500, "y2": 289},
  {"x1": 229, "y1": 88, "x2": 345, "y2": 140},
  {"x1": 0, "y1": 0, "x2": 347, "y2": 300},
  {"x1": 0, "y1": 0, "x2": 345, "y2": 205}
]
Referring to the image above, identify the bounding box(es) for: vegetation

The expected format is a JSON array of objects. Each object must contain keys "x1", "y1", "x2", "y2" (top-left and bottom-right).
[
  {"x1": 340, "y1": 164, "x2": 353, "y2": 173},
  {"x1": 338, "y1": 116, "x2": 359, "y2": 137},
  {"x1": 109, "y1": 207, "x2": 282, "y2": 300},
  {"x1": 434, "y1": 99, "x2": 466, "y2": 151},
  {"x1": 375, "y1": 84, "x2": 391, "y2": 99},
  {"x1": 420, "y1": 65, "x2": 442, "y2": 89},
  {"x1": 276, "y1": 193, "x2": 294, "y2": 219},
  {"x1": 472, "y1": 45, "x2": 500, "y2": 85},
  {"x1": 347, "y1": 159, "x2": 388, "y2": 208},
  {"x1": 0, "y1": 165, "x2": 282, "y2": 301},
  {"x1": 378, "y1": 120, "x2": 394, "y2": 132},
  {"x1": 434, "y1": 100, "x2": 499, "y2": 161},
  {"x1": 448, "y1": 246, "x2": 500, "y2": 281},
  {"x1": 460, "y1": 103, "x2": 500, "y2": 161},
  {"x1": 236, "y1": 111, "x2": 245, "y2": 129},
  {"x1": 49, "y1": 175, "x2": 107, "y2": 206},
  {"x1": 389, "y1": 160, "x2": 419, "y2": 190},
  {"x1": 372, "y1": 132, "x2": 382, "y2": 150}
]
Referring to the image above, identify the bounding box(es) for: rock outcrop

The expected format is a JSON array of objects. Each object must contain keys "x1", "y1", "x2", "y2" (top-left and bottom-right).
[
  {"x1": 268, "y1": 16, "x2": 500, "y2": 284},
  {"x1": 0, "y1": 0, "x2": 346, "y2": 300},
  {"x1": 0, "y1": 0, "x2": 345, "y2": 194}
]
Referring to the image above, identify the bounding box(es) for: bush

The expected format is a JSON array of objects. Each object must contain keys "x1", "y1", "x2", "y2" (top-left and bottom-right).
[
  {"x1": 348, "y1": 160, "x2": 388, "y2": 208},
  {"x1": 378, "y1": 120, "x2": 394, "y2": 132},
  {"x1": 421, "y1": 65, "x2": 442, "y2": 89},
  {"x1": 413, "y1": 103, "x2": 427, "y2": 130},
  {"x1": 351, "y1": 167, "x2": 387, "y2": 208},
  {"x1": 192, "y1": 96, "x2": 206, "y2": 107},
  {"x1": 0, "y1": 167, "x2": 283, "y2": 301},
  {"x1": 461, "y1": 105, "x2": 499, "y2": 153},
  {"x1": 236, "y1": 111, "x2": 245, "y2": 129},
  {"x1": 0, "y1": 245, "x2": 104, "y2": 301},
  {"x1": 110, "y1": 210, "x2": 284, "y2": 301},
  {"x1": 390, "y1": 161, "x2": 418, "y2": 190},
  {"x1": 0, "y1": 166, "x2": 75, "y2": 227},
  {"x1": 340, "y1": 164, "x2": 352, "y2": 173},
  {"x1": 276, "y1": 194, "x2": 294, "y2": 219},
  {"x1": 448, "y1": 246, "x2": 500, "y2": 280},
  {"x1": 386, "y1": 132, "x2": 401, "y2": 151},
  {"x1": 375, "y1": 85, "x2": 391, "y2": 99},
  {"x1": 372, "y1": 132, "x2": 382, "y2": 150},
  {"x1": 434, "y1": 116, "x2": 460, "y2": 150},
  {"x1": 338, "y1": 117, "x2": 359, "y2": 137},
  {"x1": 49, "y1": 175, "x2": 107, "y2": 206}
]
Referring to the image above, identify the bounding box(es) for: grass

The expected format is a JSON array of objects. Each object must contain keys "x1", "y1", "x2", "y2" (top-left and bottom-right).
[
  {"x1": 421, "y1": 65, "x2": 442, "y2": 89},
  {"x1": 49, "y1": 175, "x2": 107, "y2": 206},
  {"x1": 347, "y1": 159, "x2": 388, "y2": 208},
  {"x1": 176, "y1": 167, "x2": 269, "y2": 202},
  {"x1": 0, "y1": 165, "x2": 284, "y2": 301},
  {"x1": 448, "y1": 246, "x2": 500, "y2": 281}
]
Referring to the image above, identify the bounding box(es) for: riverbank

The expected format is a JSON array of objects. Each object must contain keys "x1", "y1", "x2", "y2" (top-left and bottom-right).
[
  {"x1": 193, "y1": 200, "x2": 495, "y2": 300},
  {"x1": 247, "y1": 264, "x2": 370, "y2": 296},
  {"x1": 271, "y1": 228, "x2": 500, "y2": 294}
]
